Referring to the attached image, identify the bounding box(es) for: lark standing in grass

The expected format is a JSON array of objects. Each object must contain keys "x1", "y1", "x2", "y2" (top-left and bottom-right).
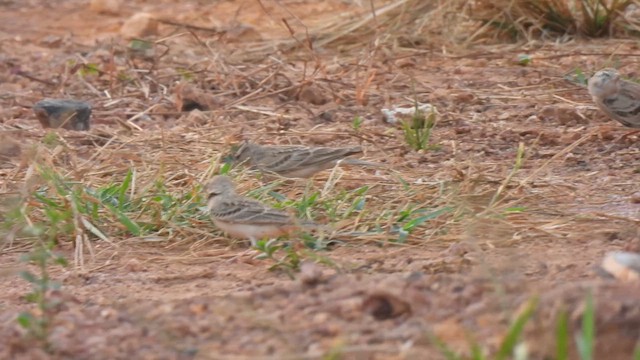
[
  {"x1": 204, "y1": 175, "x2": 313, "y2": 246},
  {"x1": 232, "y1": 141, "x2": 380, "y2": 178},
  {"x1": 588, "y1": 68, "x2": 640, "y2": 129}
]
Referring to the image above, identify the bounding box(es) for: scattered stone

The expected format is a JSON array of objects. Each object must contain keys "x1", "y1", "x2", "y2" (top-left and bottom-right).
[
  {"x1": 316, "y1": 109, "x2": 335, "y2": 122},
  {"x1": 299, "y1": 261, "x2": 324, "y2": 287},
  {"x1": 174, "y1": 84, "x2": 220, "y2": 112},
  {"x1": 297, "y1": 84, "x2": 330, "y2": 105},
  {"x1": 89, "y1": 0, "x2": 122, "y2": 15},
  {"x1": 40, "y1": 35, "x2": 63, "y2": 48},
  {"x1": 225, "y1": 23, "x2": 262, "y2": 42},
  {"x1": 539, "y1": 104, "x2": 586, "y2": 125},
  {"x1": 453, "y1": 91, "x2": 477, "y2": 104},
  {"x1": 453, "y1": 125, "x2": 472, "y2": 134},
  {"x1": 124, "y1": 258, "x2": 145, "y2": 272},
  {"x1": 33, "y1": 99, "x2": 92, "y2": 130},
  {"x1": 181, "y1": 109, "x2": 210, "y2": 126},
  {"x1": 362, "y1": 291, "x2": 411, "y2": 320},
  {"x1": 120, "y1": 13, "x2": 158, "y2": 39},
  {"x1": 631, "y1": 192, "x2": 640, "y2": 204},
  {"x1": 394, "y1": 57, "x2": 416, "y2": 68},
  {"x1": 601, "y1": 251, "x2": 640, "y2": 281},
  {"x1": 0, "y1": 133, "x2": 22, "y2": 164},
  {"x1": 525, "y1": 282, "x2": 640, "y2": 359},
  {"x1": 443, "y1": 241, "x2": 474, "y2": 257},
  {"x1": 381, "y1": 103, "x2": 436, "y2": 125}
]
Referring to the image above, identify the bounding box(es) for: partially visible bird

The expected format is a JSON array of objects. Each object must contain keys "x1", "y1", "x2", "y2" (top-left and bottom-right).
[
  {"x1": 204, "y1": 175, "x2": 314, "y2": 246},
  {"x1": 231, "y1": 141, "x2": 380, "y2": 178},
  {"x1": 588, "y1": 68, "x2": 640, "y2": 129}
]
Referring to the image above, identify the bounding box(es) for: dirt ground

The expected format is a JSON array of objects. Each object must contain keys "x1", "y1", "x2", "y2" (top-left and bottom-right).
[{"x1": 0, "y1": 1, "x2": 639, "y2": 359}]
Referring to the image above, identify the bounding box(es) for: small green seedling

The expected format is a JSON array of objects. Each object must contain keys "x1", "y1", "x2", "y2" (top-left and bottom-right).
[
  {"x1": 17, "y1": 240, "x2": 68, "y2": 350},
  {"x1": 402, "y1": 106, "x2": 437, "y2": 151},
  {"x1": 516, "y1": 54, "x2": 532, "y2": 66},
  {"x1": 352, "y1": 116, "x2": 363, "y2": 131}
]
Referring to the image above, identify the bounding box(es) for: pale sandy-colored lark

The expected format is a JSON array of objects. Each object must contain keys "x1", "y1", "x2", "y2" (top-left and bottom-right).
[
  {"x1": 232, "y1": 141, "x2": 380, "y2": 178},
  {"x1": 588, "y1": 68, "x2": 640, "y2": 129},
  {"x1": 205, "y1": 175, "x2": 313, "y2": 246}
]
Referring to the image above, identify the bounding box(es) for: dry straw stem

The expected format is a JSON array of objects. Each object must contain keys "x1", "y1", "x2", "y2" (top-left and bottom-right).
[{"x1": 479, "y1": 128, "x2": 599, "y2": 216}]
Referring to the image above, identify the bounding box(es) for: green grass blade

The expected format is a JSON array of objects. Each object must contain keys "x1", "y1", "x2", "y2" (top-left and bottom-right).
[
  {"x1": 117, "y1": 170, "x2": 133, "y2": 211},
  {"x1": 470, "y1": 341, "x2": 485, "y2": 360},
  {"x1": 577, "y1": 292, "x2": 595, "y2": 360},
  {"x1": 107, "y1": 204, "x2": 141, "y2": 236},
  {"x1": 555, "y1": 310, "x2": 569, "y2": 360},
  {"x1": 219, "y1": 161, "x2": 232, "y2": 174},
  {"x1": 495, "y1": 297, "x2": 537, "y2": 360},
  {"x1": 17, "y1": 312, "x2": 34, "y2": 328},
  {"x1": 19, "y1": 270, "x2": 38, "y2": 283},
  {"x1": 80, "y1": 217, "x2": 112, "y2": 244},
  {"x1": 402, "y1": 207, "x2": 451, "y2": 231},
  {"x1": 33, "y1": 192, "x2": 61, "y2": 209}
]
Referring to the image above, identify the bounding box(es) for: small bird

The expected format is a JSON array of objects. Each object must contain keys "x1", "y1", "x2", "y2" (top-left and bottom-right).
[
  {"x1": 204, "y1": 175, "x2": 313, "y2": 246},
  {"x1": 232, "y1": 141, "x2": 379, "y2": 178},
  {"x1": 588, "y1": 68, "x2": 640, "y2": 129}
]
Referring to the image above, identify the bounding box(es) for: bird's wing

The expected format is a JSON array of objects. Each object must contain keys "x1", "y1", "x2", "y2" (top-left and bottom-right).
[
  {"x1": 257, "y1": 146, "x2": 363, "y2": 172},
  {"x1": 210, "y1": 197, "x2": 294, "y2": 225},
  {"x1": 601, "y1": 83, "x2": 640, "y2": 127}
]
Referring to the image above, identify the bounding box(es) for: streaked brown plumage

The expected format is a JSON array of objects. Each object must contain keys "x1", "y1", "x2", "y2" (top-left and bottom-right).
[
  {"x1": 232, "y1": 141, "x2": 378, "y2": 178},
  {"x1": 204, "y1": 175, "x2": 313, "y2": 246},
  {"x1": 588, "y1": 68, "x2": 640, "y2": 128}
]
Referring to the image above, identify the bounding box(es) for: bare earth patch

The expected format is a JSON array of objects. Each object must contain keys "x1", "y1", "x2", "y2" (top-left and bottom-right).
[{"x1": 0, "y1": 0, "x2": 639, "y2": 359}]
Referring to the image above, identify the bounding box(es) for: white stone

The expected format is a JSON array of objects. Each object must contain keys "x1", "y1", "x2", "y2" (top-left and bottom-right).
[
  {"x1": 89, "y1": 0, "x2": 122, "y2": 15},
  {"x1": 120, "y1": 13, "x2": 158, "y2": 39}
]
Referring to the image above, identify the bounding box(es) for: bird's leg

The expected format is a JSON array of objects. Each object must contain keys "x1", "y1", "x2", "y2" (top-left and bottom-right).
[
  {"x1": 225, "y1": 238, "x2": 260, "y2": 263},
  {"x1": 614, "y1": 129, "x2": 640, "y2": 143}
]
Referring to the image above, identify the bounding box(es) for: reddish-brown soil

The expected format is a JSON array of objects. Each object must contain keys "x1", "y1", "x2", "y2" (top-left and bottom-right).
[{"x1": 0, "y1": 1, "x2": 639, "y2": 359}]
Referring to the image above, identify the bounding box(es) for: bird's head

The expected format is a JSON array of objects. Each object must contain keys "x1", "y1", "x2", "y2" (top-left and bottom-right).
[
  {"x1": 204, "y1": 175, "x2": 236, "y2": 200},
  {"x1": 588, "y1": 68, "x2": 621, "y2": 98}
]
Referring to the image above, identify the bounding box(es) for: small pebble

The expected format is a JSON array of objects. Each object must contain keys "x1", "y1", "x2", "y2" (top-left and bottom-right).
[
  {"x1": 297, "y1": 84, "x2": 329, "y2": 105},
  {"x1": 601, "y1": 251, "x2": 640, "y2": 281},
  {"x1": 33, "y1": 99, "x2": 92, "y2": 130},
  {"x1": 121, "y1": 13, "x2": 158, "y2": 39},
  {"x1": 299, "y1": 261, "x2": 324, "y2": 286},
  {"x1": 362, "y1": 291, "x2": 411, "y2": 320},
  {"x1": 40, "y1": 35, "x2": 63, "y2": 48},
  {"x1": 0, "y1": 133, "x2": 22, "y2": 164},
  {"x1": 225, "y1": 24, "x2": 262, "y2": 42},
  {"x1": 89, "y1": 0, "x2": 122, "y2": 15}
]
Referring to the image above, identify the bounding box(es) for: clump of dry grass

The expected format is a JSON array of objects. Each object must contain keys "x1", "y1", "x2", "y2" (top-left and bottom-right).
[
  {"x1": 242, "y1": 0, "x2": 638, "y2": 59},
  {"x1": 241, "y1": 0, "x2": 478, "y2": 57},
  {"x1": 469, "y1": 0, "x2": 636, "y2": 40}
]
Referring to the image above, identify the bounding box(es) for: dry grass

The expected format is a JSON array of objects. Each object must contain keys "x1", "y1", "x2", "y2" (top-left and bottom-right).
[
  {"x1": 473, "y1": 0, "x2": 638, "y2": 40},
  {"x1": 0, "y1": 9, "x2": 632, "y2": 268},
  {"x1": 239, "y1": 0, "x2": 478, "y2": 58},
  {"x1": 239, "y1": 0, "x2": 640, "y2": 60},
  {"x1": 1, "y1": 0, "x2": 639, "y2": 358},
  {"x1": 1, "y1": 0, "x2": 635, "y2": 267}
]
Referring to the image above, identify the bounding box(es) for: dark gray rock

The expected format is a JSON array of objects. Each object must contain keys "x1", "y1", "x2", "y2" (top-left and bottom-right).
[{"x1": 33, "y1": 99, "x2": 92, "y2": 130}]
